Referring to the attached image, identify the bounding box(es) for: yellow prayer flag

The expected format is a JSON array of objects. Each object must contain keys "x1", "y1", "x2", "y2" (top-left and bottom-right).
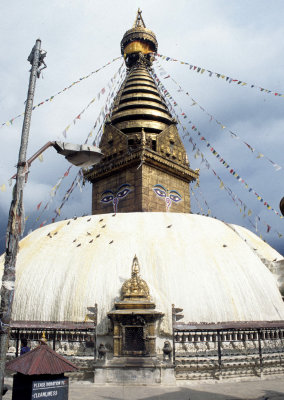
[
  {"x1": 38, "y1": 154, "x2": 44, "y2": 162},
  {"x1": 219, "y1": 181, "x2": 224, "y2": 189},
  {"x1": 221, "y1": 75, "x2": 225, "y2": 79},
  {"x1": 241, "y1": 82, "x2": 247, "y2": 86},
  {"x1": 248, "y1": 209, "x2": 252, "y2": 216},
  {"x1": 201, "y1": 69, "x2": 205, "y2": 74},
  {"x1": 0, "y1": 184, "x2": 6, "y2": 192}
]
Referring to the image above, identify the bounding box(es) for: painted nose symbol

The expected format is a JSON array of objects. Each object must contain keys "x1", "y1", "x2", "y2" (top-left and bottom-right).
[
  {"x1": 165, "y1": 197, "x2": 172, "y2": 211},
  {"x1": 113, "y1": 197, "x2": 119, "y2": 213}
]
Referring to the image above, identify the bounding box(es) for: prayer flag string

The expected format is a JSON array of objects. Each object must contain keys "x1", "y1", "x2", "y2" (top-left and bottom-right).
[
  {"x1": 60, "y1": 61, "x2": 125, "y2": 140},
  {"x1": 151, "y1": 68, "x2": 283, "y2": 220},
  {"x1": 190, "y1": 187, "x2": 212, "y2": 217},
  {"x1": 188, "y1": 127, "x2": 283, "y2": 239},
  {"x1": 32, "y1": 64, "x2": 125, "y2": 229},
  {"x1": 150, "y1": 67, "x2": 283, "y2": 239},
  {"x1": 153, "y1": 60, "x2": 282, "y2": 172},
  {"x1": 155, "y1": 53, "x2": 284, "y2": 99},
  {"x1": 1, "y1": 56, "x2": 122, "y2": 129}
]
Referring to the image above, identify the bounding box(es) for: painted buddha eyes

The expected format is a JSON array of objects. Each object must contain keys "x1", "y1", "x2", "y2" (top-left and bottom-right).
[
  {"x1": 153, "y1": 185, "x2": 167, "y2": 198},
  {"x1": 100, "y1": 184, "x2": 132, "y2": 212},
  {"x1": 117, "y1": 187, "x2": 131, "y2": 198},
  {"x1": 153, "y1": 184, "x2": 182, "y2": 210},
  {"x1": 169, "y1": 191, "x2": 182, "y2": 203},
  {"x1": 101, "y1": 192, "x2": 114, "y2": 203}
]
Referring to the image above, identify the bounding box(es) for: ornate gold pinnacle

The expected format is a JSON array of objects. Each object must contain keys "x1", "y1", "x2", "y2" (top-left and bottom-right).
[
  {"x1": 121, "y1": 9, "x2": 158, "y2": 68},
  {"x1": 121, "y1": 255, "x2": 150, "y2": 301}
]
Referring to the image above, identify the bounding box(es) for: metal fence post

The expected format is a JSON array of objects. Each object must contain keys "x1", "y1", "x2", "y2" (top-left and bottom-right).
[
  {"x1": 217, "y1": 330, "x2": 222, "y2": 377},
  {"x1": 258, "y1": 328, "x2": 263, "y2": 374}
]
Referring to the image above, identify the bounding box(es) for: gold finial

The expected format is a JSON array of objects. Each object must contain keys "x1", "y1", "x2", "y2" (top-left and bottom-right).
[
  {"x1": 121, "y1": 255, "x2": 150, "y2": 301},
  {"x1": 132, "y1": 254, "x2": 140, "y2": 275},
  {"x1": 40, "y1": 331, "x2": 47, "y2": 345},
  {"x1": 133, "y1": 8, "x2": 146, "y2": 28}
]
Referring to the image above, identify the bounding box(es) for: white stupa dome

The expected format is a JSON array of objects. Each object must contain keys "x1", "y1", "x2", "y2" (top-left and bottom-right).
[{"x1": 1, "y1": 212, "x2": 283, "y2": 335}]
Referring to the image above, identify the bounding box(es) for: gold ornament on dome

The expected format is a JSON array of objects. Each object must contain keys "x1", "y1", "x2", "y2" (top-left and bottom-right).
[
  {"x1": 120, "y1": 9, "x2": 158, "y2": 58},
  {"x1": 121, "y1": 255, "x2": 150, "y2": 301}
]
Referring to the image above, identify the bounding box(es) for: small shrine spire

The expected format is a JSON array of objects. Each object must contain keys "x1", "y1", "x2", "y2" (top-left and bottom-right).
[
  {"x1": 133, "y1": 8, "x2": 146, "y2": 28},
  {"x1": 121, "y1": 255, "x2": 150, "y2": 301}
]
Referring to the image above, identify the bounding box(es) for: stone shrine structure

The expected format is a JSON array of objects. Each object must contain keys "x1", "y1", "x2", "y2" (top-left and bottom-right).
[
  {"x1": 1, "y1": 9, "x2": 284, "y2": 384},
  {"x1": 108, "y1": 255, "x2": 163, "y2": 358}
]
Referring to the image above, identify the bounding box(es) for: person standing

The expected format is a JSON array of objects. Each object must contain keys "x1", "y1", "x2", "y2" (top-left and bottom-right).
[{"x1": 20, "y1": 338, "x2": 30, "y2": 356}]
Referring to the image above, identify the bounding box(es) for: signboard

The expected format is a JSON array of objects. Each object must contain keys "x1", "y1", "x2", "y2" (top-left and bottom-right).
[{"x1": 31, "y1": 378, "x2": 68, "y2": 399}]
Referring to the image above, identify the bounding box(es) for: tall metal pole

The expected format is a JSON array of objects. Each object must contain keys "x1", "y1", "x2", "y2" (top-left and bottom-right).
[{"x1": 0, "y1": 39, "x2": 45, "y2": 398}]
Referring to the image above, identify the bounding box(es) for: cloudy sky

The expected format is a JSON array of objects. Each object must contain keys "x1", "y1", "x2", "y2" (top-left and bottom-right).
[{"x1": 1, "y1": 0, "x2": 284, "y2": 255}]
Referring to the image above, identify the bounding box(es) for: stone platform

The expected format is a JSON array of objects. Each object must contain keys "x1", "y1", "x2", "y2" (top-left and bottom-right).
[{"x1": 93, "y1": 357, "x2": 175, "y2": 385}]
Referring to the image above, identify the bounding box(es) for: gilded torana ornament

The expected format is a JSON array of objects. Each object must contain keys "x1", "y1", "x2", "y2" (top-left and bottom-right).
[{"x1": 121, "y1": 255, "x2": 150, "y2": 301}]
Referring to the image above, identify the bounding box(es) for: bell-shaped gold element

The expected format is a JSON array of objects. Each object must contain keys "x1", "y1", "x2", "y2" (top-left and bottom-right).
[{"x1": 121, "y1": 255, "x2": 150, "y2": 301}]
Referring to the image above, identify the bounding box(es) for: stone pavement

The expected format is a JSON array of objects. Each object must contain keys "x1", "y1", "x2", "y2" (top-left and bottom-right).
[{"x1": 3, "y1": 376, "x2": 284, "y2": 399}]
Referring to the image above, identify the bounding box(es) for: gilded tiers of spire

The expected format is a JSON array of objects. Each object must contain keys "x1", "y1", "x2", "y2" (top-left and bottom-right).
[
  {"x1": 84, "y1": 10, "x2": 199, "y2": 216},
  {"x1": 110, "y1": 66, "x2": 173, "y2": 136},
  {"x1": 114, "y1": 10, "x2": 174, "y2": 137}
]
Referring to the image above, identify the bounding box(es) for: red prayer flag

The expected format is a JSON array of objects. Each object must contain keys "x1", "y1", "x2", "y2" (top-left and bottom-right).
[
  {"x1": 64, "y1": 167, "x2": 71, "y2": 177},
  {"x1": 37, "y1": 202, "x2": 42, "y2": 210}
]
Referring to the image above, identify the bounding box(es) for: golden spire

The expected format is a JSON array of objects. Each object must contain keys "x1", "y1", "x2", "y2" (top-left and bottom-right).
[
  {"x1": 133, "y1": 8, "x2": 146, "y2": 28},
  {"x1": 120, "y1": 10, "x2": 158, "y2": 66},
  {"x1": 121, "y1": 255, "x2": 150, "y2": 301}
]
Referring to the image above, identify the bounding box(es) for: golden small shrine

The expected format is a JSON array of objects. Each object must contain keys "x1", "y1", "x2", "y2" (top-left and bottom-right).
[{"x1": 108, "y1": 255, "x2": 163, "y2": 357}]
